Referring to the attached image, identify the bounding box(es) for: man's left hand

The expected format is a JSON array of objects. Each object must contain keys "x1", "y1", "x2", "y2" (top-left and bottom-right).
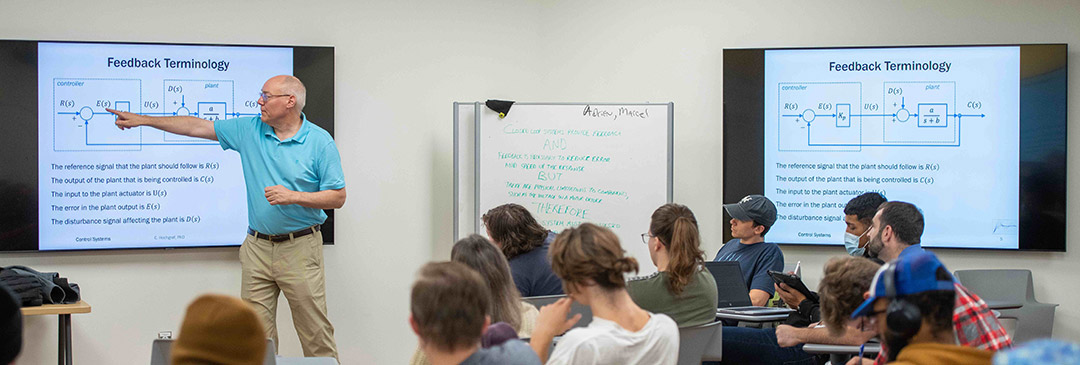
[
  {"x1": 265, "y1": 185, "x2": 299, "y2": 205},
  {"x1": 775, "y1": 283, "x2": 807, "y2": 309}
]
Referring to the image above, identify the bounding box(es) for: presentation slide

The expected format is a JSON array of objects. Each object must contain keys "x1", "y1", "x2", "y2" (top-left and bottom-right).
[
  {"x1": 37, "y1": 42, "x2": 292, "y2": 250},
  {"x1": 764, "y1": 46, "x2": 1020, "y2": 249}
]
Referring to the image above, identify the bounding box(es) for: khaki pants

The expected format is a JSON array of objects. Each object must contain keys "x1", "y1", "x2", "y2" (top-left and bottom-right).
[{"x1": 240, "y1": 229, "x2": 338, "y2": 359}]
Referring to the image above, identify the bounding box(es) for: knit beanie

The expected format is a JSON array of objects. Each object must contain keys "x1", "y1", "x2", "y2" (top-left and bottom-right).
[
  {"x1": 0, "y1": 282, "x2": 22, "y2": 364},
  {"x1": 171, "y1": 294, "x2": 266, "y2": 365}
]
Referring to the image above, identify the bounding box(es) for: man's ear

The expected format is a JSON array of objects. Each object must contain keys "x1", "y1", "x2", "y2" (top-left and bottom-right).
[
  {"x1": 863, "y1": 292, "x2": 871, "y2": 300},
  {"x1": 754, "y1": 225, "x2": 766, "y2": 236}
]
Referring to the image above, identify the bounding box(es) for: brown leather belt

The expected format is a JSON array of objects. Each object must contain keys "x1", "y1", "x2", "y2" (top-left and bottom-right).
[{"x1": 247, "y1": 225, "x2": 321, "y2": 242}]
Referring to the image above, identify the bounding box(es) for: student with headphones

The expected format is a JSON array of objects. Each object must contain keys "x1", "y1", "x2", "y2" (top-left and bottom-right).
[{"x1": 850, "y1": 251, "x2": 992, "y2": 365}]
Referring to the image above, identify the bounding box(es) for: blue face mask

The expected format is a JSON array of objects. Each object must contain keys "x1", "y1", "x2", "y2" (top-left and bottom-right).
[{"x1": 844, "y1": 230, "x2": 868, "y2": 256}]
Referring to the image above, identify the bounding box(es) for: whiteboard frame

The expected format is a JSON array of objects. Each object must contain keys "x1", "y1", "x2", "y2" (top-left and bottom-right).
[{"x1": 455, "y1": 102, "x2": 674, "y2": 239}]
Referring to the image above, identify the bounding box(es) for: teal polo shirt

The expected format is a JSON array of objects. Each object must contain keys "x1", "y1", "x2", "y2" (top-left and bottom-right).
[{"x1": 215, "y1": 114, "x2": 345, "y2": 235}]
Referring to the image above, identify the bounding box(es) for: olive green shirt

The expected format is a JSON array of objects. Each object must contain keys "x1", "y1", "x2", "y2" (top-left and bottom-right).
[{"x1": 627, "y1": 268, "x2": 718, "y2": 327}]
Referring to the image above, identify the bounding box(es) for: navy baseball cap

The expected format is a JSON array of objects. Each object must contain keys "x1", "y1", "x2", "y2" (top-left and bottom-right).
[
  {"x1": 724, "y1": 195, "x2": 777, "y2": 227},
  {"x1": 851, "y1": 251, "x2": 956, "y2": 318}
]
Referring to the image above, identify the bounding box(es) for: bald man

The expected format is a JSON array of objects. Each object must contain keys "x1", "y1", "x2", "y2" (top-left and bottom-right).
[{"x1": 108, "y1": 75, "x2": 345, "y2": 359}]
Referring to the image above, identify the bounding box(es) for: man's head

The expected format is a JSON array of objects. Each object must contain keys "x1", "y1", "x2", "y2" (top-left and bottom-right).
[
  {"x1": 409, "y1": 261, "x2": 491, "y2": 353},
  {"x1": 257, "y1": 75, "x2": 306, "y2": 123},
  {"x1": 725, "y1": 195, "x2": 777, "y2": 240},
  {"x1": 0, "y1": 283, "x2": 21, "y2": 365},
  {"x1": 171, "y1": 294, "x2": 266, "y2": 365},
  {"x1": 817, "y1": 256, "x2": 882, "y2": 335},
  {"x1": 843, "y1": 192, "x2": 887, "y2": 253},
  {"x1": 865, "y1": 201, "x2": 924, "y2": 261},
  {"x1": 481, "y1": 203, "x2": 549, "y2": 259},
  {"x1": 851, "y1": 252, "x2": 956, "y2": 353}
]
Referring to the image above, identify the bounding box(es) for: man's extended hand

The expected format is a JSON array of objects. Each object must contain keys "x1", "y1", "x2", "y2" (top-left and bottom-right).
[
  {"x1": 107, "y1": 108, "x2": 146, "y2": 130},
  {"x1": 265, "y1": 185, "x2": 300, "y2": 205},
  {"x1": 775, "y1": 283, "x2": 807, "y2": 309}
]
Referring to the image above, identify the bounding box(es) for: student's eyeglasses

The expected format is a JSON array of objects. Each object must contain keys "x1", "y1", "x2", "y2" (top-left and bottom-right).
[
  {"x1": 258, "y1": 92, "x2": 292, "y2": 103},
  {"x1": 641, "y1": 232, "x2": 654, "y2": 244}
]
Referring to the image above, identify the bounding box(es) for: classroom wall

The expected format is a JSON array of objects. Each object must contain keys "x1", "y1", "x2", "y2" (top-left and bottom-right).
[{"x1": 0, "y1": 0, "x2": 1077, "y2": 363}]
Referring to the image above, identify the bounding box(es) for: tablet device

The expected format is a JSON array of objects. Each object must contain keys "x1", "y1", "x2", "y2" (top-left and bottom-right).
[{"x1": 768, "y1": 270, "x2": 816, "y2": 300}]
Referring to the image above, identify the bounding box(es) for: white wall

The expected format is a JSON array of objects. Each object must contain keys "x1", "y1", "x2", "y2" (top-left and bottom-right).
[{"x1": 1, "y1": 0, "x2": 1079, "y2": 363}]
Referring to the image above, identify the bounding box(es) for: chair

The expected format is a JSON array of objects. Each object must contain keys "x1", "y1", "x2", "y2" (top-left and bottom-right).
[
  {"x1": 955, "y1": 269, "x2": 1058, "y2": 344},
  {"x1": 677, "y1": 320, "x2": 722, "y2": 365},
  {"x1": 523, "y1": 294, "x2": 594, "y2": 328},
  {"x1": 150, "y1": 338, "x2": 277, "y2": 365}
]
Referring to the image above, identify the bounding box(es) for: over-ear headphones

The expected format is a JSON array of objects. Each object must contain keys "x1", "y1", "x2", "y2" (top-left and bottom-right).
[{"x1": 882, "y1": 262, "x2": 922, "y2": 340}]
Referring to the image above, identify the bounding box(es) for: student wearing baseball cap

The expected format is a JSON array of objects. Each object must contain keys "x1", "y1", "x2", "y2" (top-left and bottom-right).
[
  {"x1": 850, "y1": 251, "x2": 992, "y2": 365},
  {"x1": 712, "y1": 194, "x2": 785, "y2": 306}
]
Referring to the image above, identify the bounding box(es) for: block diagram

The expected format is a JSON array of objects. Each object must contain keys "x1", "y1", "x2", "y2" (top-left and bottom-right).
[
  {"x1": 162, "y1": 80, "x2": 234, "y2": 142},
  {"x1": 53, "y1": 78, "x2": 143, "y2": 152},
  {"x1": 882, "y1": 81, "x2": 957, "y2": 145},
  {"x1": 778, "y1": 82, "x2": 863, "y2": 152}
]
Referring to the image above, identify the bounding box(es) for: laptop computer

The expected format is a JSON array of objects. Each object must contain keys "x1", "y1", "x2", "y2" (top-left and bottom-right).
[{"x1": 704, "y1": 261, "x2": 794, "y2": 316}]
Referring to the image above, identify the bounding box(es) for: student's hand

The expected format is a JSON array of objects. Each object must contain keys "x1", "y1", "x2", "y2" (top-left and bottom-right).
[
  {"x1": 846, "y1": 357, "x2": 875, "y2": 365},
  {"x1": 108, "y1": 108, "x2": 146, "y2": 130},
  {"x1": 265, "y1": 185, "x2": 300, "y2": 205},
  {"x1": 775, "y1": 324, "x2": 805, "y2": 347},
  {"x1": 775, "y1": 283, "x2": 807, "y2": 309},
  {"x1": 534, "y1": 298, "x2": 581, "y2": 339}
]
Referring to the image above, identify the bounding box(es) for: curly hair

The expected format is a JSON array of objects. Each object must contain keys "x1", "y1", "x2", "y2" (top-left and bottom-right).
[
  {"x1": 482, "y1": 204, "x2": 549, "y2": 259},
  {"x1": 549, "y1": 223, "x2": 638, "y2": 293},
  {"x1": 818, "y1": 256, "x2": 882, "y2": 335}
]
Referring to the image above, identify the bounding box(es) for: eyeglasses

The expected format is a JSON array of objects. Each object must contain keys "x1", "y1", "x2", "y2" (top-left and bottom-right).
[
  {"x1": 258, "y1": 92, "x2": 292, "y2": 103},
  {"x1": 641, "y1": 232, "x2": 654, "y2": 244}
]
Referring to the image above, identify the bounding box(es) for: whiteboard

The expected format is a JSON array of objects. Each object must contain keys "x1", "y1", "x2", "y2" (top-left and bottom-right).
[{"x1": 458, "y1": 102, "x2": 672, "y2": 275}]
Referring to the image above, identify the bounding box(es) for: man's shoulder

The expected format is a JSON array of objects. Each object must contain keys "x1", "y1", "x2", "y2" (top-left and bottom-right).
[{"x1": 301, "y1": 120, "x2": 335, "y2": 143}]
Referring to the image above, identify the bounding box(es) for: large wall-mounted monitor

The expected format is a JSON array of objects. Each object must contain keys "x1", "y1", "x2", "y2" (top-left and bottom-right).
[
  {"x1": 723, "y1": 44, "x2": 1066, "y2": 251},
  {"x1": 0, "y1": 40, "x2": 335, "y2": 252}
]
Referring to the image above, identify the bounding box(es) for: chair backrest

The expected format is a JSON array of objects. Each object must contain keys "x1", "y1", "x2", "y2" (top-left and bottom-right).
[
  {"x1": 522, "y1": 295, "x2": 593, "y2": 328},
  {"x1": 676, "y1": 321, "x2": 722, "y2": 365},
  {"x1": 150, "y1": 337, "x2": 274, "y2": 365},
  {"x1": 954, "y1": 269, "x2": 1033, "y2": 302},
  {"x1": 150, "y1": 339, "x2": 173, "y2": 365}
]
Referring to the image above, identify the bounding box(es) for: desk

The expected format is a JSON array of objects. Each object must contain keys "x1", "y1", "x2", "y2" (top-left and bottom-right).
[
  {"x1": 22, "y1": 301, "x2": 91, "y2": 365},
  {"x1": 985, "y1": 300, "x2": 1023, "y2": 311},
  {"x1": 803, "y1": 342, "x2": 880, "y2": 364}
]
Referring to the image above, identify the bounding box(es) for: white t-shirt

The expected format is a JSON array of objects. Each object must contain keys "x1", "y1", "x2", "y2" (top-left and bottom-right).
[{"x1": 546, "y1": 312, "x2": 679, "y2": 365}]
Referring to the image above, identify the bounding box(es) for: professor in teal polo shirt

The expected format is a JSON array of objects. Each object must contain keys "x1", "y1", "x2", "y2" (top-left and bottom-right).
[{"x1": 108, "y1": 75, "x2": 345, "y2": 359}]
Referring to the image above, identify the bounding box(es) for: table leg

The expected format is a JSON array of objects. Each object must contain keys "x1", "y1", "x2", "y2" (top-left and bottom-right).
[
  {"x1": 58, "y1": 314, "x2": 65, "y2": 365},
  {"x1": 60, "y1": 314, "x2": 72, "y2": 365}
]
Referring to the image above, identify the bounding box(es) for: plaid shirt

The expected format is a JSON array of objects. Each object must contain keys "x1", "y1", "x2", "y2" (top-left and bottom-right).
[{"x1": 872, "y1": 283, "x2": 1013, "y2": 364}]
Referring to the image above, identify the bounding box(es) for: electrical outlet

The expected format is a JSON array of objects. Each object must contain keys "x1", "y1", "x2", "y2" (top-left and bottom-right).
[{"x1": 158, "y1": 331, "x2": 173, "y2": 339}]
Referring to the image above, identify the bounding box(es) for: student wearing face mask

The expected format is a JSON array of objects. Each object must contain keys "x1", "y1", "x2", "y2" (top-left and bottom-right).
[{"x1": 842, "y1": 192, "x2": 887, "y2": 263}]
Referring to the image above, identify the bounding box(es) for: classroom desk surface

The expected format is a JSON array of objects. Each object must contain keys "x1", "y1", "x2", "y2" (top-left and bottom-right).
[
  {"x1": 22, "y1": 301, "x2": 91, "y2": 365},
  {"x1": 21, "y1": 301, "x2": 91, "y2": 316},
  {"x1": 985, "y1": 300, "x2": 1023, "y2": 311}
]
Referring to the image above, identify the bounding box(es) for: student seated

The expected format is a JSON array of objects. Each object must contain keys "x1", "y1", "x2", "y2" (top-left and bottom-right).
[
  {"x1": 850, "y1": 202, "x2": 1011, "y2": 364},
  {"x1": 482, "y1": 204, "x2": 564, "y2": 297},
  {"x1": 530, "y1": 223, "x2": 679, "y2": 365},
  {"x1": 0, "y1": 283, "x2": 21, "y2": 365},
  {"x1": 628, "y1": 203, "x2": 718, "y2": 327},
  {"x1": 713, "y1": 194, "x2": 784, "y2": 306},
  {"x1": 410, "y1": 235, "x2": 540, "y2": 365},
  {"x1": 409, "y1": 262, "x2": 541, "y2": 365},
  {"x1": 850, "y1": 251, "x2": 993, "y2": 365},
  {"x1": 719, "y1": 256, "x2": 880, "y2": 365},
  {"x1": 171, "y1": 294, "x2": 267, "y2": 365},
  {"x1": 842, "y1": 192, "x2": 887, "y2": 263}
]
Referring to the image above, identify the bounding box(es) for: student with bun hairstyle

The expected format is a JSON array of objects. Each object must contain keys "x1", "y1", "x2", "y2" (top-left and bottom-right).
[
  {"x1": 628, "y1": 203, "x2": 718, "y2": 327},
  {"x1": 530, "y1": 223, "x2": 679, "y2": 365}
]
